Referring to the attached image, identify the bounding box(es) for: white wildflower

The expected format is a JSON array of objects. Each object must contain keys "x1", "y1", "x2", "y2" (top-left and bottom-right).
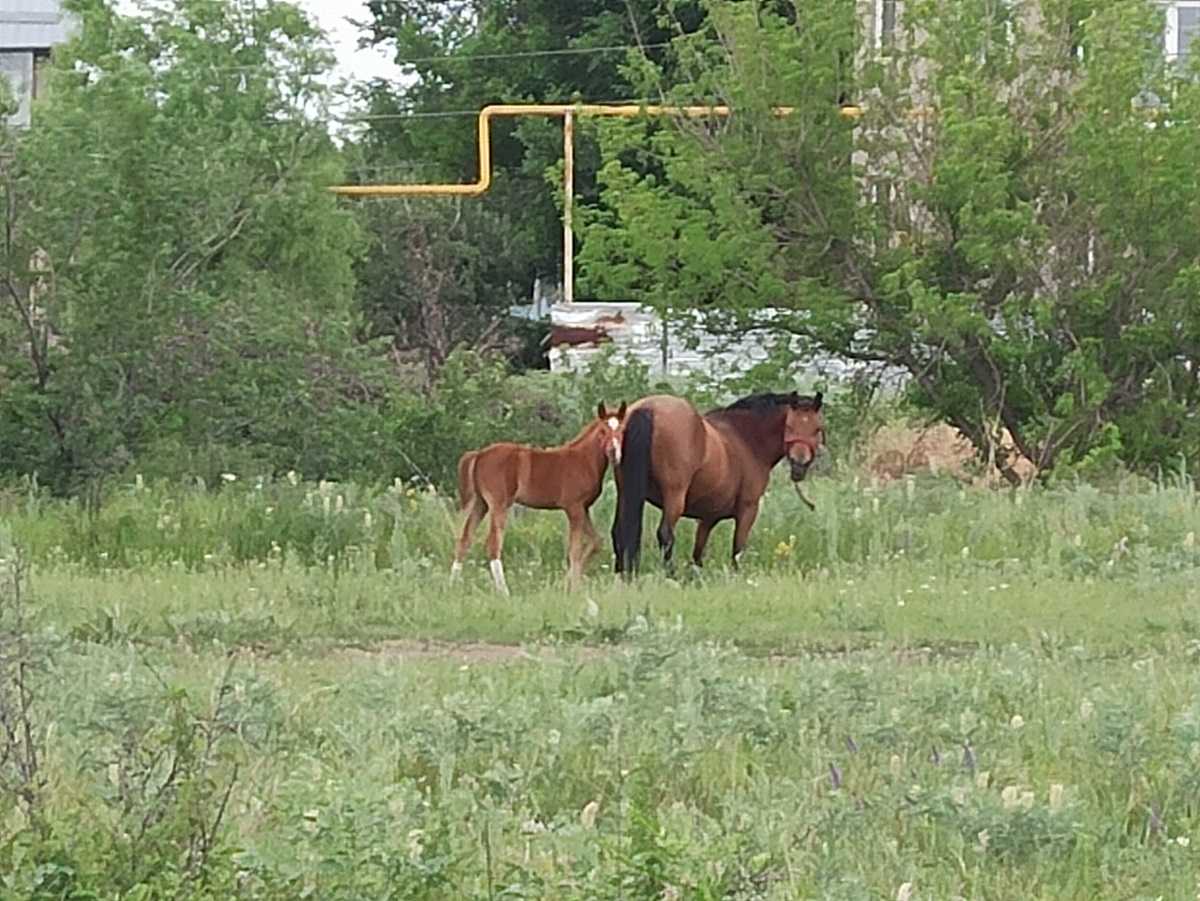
[
  {"x1": 580, "y1": 800, "x2": 600, "y2": 829},
  {"x1": 1049, "y1": 783, "x2": 1065, "y2": 811},
  {"x1": 1010, "y1": 714, "x2": 1025, "y2": 730},
  {"x1": 407, "y1": 828, "x2": 425, "y2": 860},
  {"x1": 1001, "y1": 785, "x2": 1021, "y2": 809}
]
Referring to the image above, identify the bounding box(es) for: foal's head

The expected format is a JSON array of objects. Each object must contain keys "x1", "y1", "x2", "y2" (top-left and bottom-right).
[
  {"x1": 594, "y1": 401, "x2": 628, "y2": 466},
  {"x1": 782, "y1": 392, "x2": 825, "y2": 482}
]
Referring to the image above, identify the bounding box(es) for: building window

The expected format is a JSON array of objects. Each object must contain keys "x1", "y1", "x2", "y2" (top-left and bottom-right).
[
  {"x1": 875, "y1": 0, "x2": 898, "y2": 51},
  {"x1": 1165, "y1": 2, "x2": 1200, "y2": 64},
  {"x1": 32, "y1": 51, "x2": 51, "y2": 102}
]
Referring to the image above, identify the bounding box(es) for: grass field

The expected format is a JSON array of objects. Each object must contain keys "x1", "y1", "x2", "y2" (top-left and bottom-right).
[{"x1": 2, "y1": 467, "x2": 1200, "y2": 898}]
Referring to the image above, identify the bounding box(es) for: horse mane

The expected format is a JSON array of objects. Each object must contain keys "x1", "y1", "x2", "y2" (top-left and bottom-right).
[{"x1": 715, "y1": 392, "x2": 822, "y2": 415}]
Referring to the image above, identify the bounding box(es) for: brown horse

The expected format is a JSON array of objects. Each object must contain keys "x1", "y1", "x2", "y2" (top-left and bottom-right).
[
  {"x1": 611, "y1": 391, "x2": 825, "y2": 574},
  {"x1": 452, "y1": 402, "x2": 628, "y2": 594}
]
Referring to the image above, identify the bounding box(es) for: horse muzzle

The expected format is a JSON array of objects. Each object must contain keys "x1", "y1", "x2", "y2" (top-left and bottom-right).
[
  {"x1": 789, "y1": 455, "x2": 812, "y2": 482},
  {"x1": 785, "y1": 438, "x2": 820, "y2": 482}
]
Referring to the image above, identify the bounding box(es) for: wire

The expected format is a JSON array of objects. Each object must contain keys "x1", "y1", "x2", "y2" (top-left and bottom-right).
[
  {"x1": 13, "y1": 97, "x2": 666, "y2": 133},
  {"x1": 140, "y1": 41, "x2": 673, "y2": 76},
  {"x1": 376, "y1": 41, "x2": 671, "y2": 67}
]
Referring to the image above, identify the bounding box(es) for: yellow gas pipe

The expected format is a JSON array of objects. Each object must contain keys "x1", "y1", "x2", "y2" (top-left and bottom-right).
[{"x1": 331, "y1": 103, "x2": 865, "y2": 300}]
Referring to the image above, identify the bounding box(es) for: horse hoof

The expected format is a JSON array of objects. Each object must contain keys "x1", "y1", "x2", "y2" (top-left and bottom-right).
[{"x1": 489, "y1": 559, "x2": 511, "y2": 596}]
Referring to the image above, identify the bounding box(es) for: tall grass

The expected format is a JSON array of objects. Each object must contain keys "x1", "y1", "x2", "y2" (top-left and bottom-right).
[
  {"x1": 2, "y1": 468, "x2": 1199, "y2": 897},
  {"x1": 2, "y1": 465, "x2": 1195, "y2": 583}
]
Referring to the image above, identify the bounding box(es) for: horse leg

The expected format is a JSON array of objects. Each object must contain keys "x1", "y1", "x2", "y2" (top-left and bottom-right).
[
  {"x1": 564, "y1": 505, "x2": 590, "y2": 591},
  {"x1": 656, "y1": 491, "x2": 686, "y2": 573},
  {"x1": 451, "y1": 497, "x2": 486, "y2": 580},
  {"x1": 692, "y1": 518, "x2": 718, "y2": 567},
  {"x1": 611, "y1": 500, "x2": 624, "y2": 576},
  {"x1": 730, "y1": 501, "x2": 761, "y2": 570},
  {"x1": 580, "y1": 507, "x2": 602, "y2": 570},
  {"x1": 484, "y1": 500, "x2": 511, "y2": 596}
]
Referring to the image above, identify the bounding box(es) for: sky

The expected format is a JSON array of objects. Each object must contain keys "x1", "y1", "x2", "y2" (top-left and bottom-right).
[
  {"x1": 295, "y1": 0, "x2": 404, "y2": 92},
  {"x1": 111, "y1": 0, "x2": 406, "y2": 96}
]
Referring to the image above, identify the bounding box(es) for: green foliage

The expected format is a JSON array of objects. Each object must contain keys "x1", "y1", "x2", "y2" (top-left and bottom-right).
[
  {"x1": 351, "y1": 1, "x2": 707, "y2": 340},
  {"x1": 7, "y1": 575, "x2": 1200, "y2": 896},
  {"x1": 0, "y1": 0, "x2": 374, "y2": 490},
  {"x1": 576, "y1": 0, "x2": 1200, "y2": 480}
]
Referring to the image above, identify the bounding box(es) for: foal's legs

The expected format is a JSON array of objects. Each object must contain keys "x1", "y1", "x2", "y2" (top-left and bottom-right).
[
  {"x1": 580, "y1": 508, "x2": 602, "y2": 569},
  {"x1": 564, "y1": 504, "x2": 599, "y2": 591},
  {"x1": 730, "y1": 500, "x2": 761, "y2": 569},
  {"x1": 451, "y1": 497, "x2": 487, "y2": 580},
  {"x1": 484, "y1": 497, "x2": 511, "y2": 596}
]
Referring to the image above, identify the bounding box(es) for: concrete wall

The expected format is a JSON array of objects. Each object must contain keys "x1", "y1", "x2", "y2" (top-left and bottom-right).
[{"x1": 1, "y1": 0, "x2": 74, "y2": 127}]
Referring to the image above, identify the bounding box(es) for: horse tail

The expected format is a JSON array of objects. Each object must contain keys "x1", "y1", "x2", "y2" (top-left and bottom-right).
[
  {"x1": 614, "y1": 408, "x2": 653, "y2": 574},
  {"x1": 457, "y1": 450, "x2": 479, "y2": 511}
]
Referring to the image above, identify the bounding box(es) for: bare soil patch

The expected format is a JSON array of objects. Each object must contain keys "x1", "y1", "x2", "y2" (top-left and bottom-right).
[
  {"x1": 336, "y1": 639, "x2": 608, "y2": 665},
  {"x1": 865, "y1": 421, "x2": 1037, "y2": 486}
]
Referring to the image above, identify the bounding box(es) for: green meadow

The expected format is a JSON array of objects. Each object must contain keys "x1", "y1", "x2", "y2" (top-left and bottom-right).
[{"x1": 2, "y1": 469, "x2": 1199, "y2": 899}]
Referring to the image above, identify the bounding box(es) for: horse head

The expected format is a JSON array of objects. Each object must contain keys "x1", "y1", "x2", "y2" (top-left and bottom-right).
[
  {"x1": 596, "y1": 401, "x2": 628, "y2": 466},
  {"x1": 783, "y1": 391, "x2": 825, "y2": 482}
]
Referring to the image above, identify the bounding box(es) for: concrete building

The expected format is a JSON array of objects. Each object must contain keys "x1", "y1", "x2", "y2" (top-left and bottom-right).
[{"x1": 1, "y1": 0, "x2": 74, "y2": 127}]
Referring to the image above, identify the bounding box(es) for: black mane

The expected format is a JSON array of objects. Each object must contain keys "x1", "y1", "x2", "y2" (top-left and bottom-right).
[{"x1": 716, "y1": 391, "x2": 823, "y2": 414}]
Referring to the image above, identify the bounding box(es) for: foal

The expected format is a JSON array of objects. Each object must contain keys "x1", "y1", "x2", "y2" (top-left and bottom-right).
[{"x1": 452, "y1": 402, "x2": 627, "y2": 595}]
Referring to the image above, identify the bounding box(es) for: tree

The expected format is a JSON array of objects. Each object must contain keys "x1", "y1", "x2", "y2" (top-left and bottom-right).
[
  {"x1": 354, "y1": 197, "x2": 525, "y2": 381},
  {"x1": 576, "y1": 0, "x2": 1200, "y2": 480},
  {"x1": 0, "y1": 0, "x2": 374, "y2": 487},
  {"x1": 345, "y1": 0, "x2": 709, "y2": 370}
]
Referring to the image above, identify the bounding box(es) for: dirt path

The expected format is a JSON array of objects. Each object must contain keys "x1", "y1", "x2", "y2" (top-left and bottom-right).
[
  {"x1": 336, "y1": 639, "x2": 609, "y2": 665},
  {"x1": 332, "y1": 638, "x2": 968, "y2": 666}
]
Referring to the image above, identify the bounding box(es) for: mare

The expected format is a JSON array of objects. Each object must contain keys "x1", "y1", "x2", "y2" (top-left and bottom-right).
[
  {"x1": 453, "y1": 402, "x2": 627, "y2": 594},
  {"x1": 611, "y1": 391, "x2": 825, "y2": 574}
]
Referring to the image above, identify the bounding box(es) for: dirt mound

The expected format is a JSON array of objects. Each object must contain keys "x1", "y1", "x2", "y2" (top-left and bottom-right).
[{"x1": 865, "y1": 422, "x2": 1037, "y2": 486}]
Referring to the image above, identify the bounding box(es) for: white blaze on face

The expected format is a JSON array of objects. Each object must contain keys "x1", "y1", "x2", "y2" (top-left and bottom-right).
[{"x1": 606, "y1": 418, "x2": 622, "y2": 464}]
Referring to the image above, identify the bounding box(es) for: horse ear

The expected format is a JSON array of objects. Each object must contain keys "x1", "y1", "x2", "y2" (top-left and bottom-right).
[
  {"x1": 597, "y1": 401, "x2": 606, "y2": 419},
  {"x1": 617, "y1": 401, "x2": 627, "y2": 419},
  {"x1": 813, "y1": 391, "x2": 824, "y2": 410}
]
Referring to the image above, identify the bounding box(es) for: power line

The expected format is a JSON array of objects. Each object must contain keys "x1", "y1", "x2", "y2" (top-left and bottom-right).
[
  {"x1": 12, "y1": 97, "x2": 669, "y2": 133},
  {"x1": 385, "y1": 41, "x2": 671, "y2": 66},
  {"x1": 166, "y1": 41, "x2": 672, "y2": 76}
]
